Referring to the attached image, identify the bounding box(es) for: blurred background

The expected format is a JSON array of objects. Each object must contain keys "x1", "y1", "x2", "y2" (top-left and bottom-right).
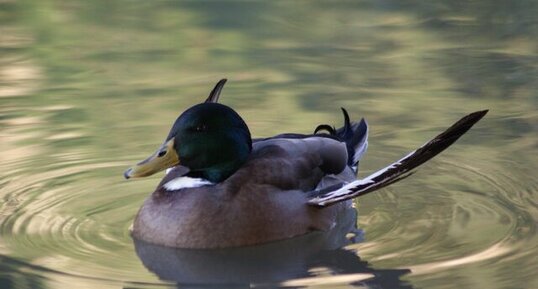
[{"x1": 0, "y1": 0, "x2": 537, "y2": 288}]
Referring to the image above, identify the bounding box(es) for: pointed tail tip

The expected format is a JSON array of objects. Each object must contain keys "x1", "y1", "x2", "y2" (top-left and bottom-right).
[
  {"x1": 205, "y1": 78, "x2": 228, "y2": 103},
  {"x1": 474, "y1": 109, "x2": 489, "y2": 117},
  {"x1": 464, "y1": 109, "x2": 489, "y2": 125}
]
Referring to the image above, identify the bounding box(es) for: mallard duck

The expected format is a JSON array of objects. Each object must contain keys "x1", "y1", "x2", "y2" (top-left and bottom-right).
[{"x1": 124, "y1": 79, "x2": 487, "y2": 248}]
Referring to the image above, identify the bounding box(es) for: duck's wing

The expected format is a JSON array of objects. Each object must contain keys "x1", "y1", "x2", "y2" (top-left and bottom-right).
[
  {"x1": 307, "y1": 110, "x2": 488, "y2": 207},
  {"x1": 315, "y1": 109, "x2": 368, "y2": 174},
  {"x1": 204, "y1": 79, "x2": 227, "y2": 103},
  {"x1": 231, "y1": 136, "x2": 350, "y2": 192},
  {"x1": 254, "y1": 108, "x2": 369, "y2": 175}
]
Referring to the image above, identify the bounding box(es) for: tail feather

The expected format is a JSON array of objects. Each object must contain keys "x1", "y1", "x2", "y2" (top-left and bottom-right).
[
  {"x1": 205, "y1": 79, "x2": 227, "y2": 103},
  {"x1": 347, "y1": 119, "x2": 368, "y2": 172},
  {"x1": 314, "y1": 108, "x2": 369, "y2": 173},
  {"x1": 308, "y1": 110, "x2": 488, "y2": 207},
  {"x1": 314, "y1": 124, "x2": 336, "y2": 135}
]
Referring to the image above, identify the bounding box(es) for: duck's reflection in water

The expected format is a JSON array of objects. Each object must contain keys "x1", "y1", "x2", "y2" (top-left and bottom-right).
[{"x1": 133, "y1": 209, "x2": 412, "y2": 289}]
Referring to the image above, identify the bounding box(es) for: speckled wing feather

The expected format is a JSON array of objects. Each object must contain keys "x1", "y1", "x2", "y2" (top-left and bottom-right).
[{"x1": 307, "y1": 110, "x2": 488, "y2": 207}]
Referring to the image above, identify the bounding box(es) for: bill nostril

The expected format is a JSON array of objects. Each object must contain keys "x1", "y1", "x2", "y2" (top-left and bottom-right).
[{"x1": 157, "y1": 150, "x2": 167, "y2": 157}]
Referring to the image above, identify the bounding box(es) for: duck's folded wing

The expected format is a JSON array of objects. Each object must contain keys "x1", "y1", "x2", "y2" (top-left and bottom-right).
[
  {"x1": 307, "y1": 110, "x2": 488, "y2": 207},
  {"x1": 241, "y1": 137, "x2": 349, "y2": 191}
]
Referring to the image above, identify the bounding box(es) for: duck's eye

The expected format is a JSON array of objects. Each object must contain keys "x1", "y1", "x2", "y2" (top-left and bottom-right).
[
  {"x1": 195, "y1": 124, "x2": 207, "y2": 132},
  {"x1": 157, "y1": 150, "x2": 167, "y2": 157}
]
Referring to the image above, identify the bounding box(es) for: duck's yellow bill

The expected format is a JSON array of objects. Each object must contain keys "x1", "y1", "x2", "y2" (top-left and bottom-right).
[{"x1": 124, "y1": 138, "x2": 179, "y2": 179}]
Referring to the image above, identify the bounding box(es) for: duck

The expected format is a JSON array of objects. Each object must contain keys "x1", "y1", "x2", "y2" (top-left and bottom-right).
[{"x1": 124, "y1": 79, "x2": 488, "y2": 249}]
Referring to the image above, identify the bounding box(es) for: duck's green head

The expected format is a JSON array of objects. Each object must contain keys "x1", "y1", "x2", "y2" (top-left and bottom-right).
[{"x1": 124, "y1": 102, "x2": 252, "y2": 183}]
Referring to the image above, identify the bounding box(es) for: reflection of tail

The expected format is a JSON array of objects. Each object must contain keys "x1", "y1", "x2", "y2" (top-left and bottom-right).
[
  {"x1": 308, "y1": 110, "x2": 489, "y2": 207},
  {"x1": 315, "y1": 108, "x2": 369, "y2": 173}
]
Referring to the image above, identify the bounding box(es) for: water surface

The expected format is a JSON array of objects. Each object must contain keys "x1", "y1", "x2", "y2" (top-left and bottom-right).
[{"x1": 1, "y1": 1, "x2": 537, "y2": 288}]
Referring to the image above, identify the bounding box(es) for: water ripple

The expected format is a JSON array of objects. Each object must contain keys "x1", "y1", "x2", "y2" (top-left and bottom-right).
[
  {"x1": 353, "y1": 154, "x2": 537, "y2": 285},
  {"x1": 0, "y1": 160, "x2": 168, "y2": 285}
]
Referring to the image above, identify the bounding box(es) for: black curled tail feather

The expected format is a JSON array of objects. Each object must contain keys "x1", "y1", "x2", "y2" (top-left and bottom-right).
[
  {"x1": 314, "y1": 124, "x2": 336, "y2": 135},
  {"x1": 314, "y1": 108, "x2": 369, "y2": 173},
  {"x1": 337, "y1": 108, "x2": 355, "y2": 166},
  {"x1": 308, "y1": 110, "x2": 489, "y2": 207}
]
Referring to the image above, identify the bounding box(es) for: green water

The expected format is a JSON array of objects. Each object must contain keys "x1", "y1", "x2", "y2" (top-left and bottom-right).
[{"x1": 1, "y1": 1, "x2": 537, "y2": 288}]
